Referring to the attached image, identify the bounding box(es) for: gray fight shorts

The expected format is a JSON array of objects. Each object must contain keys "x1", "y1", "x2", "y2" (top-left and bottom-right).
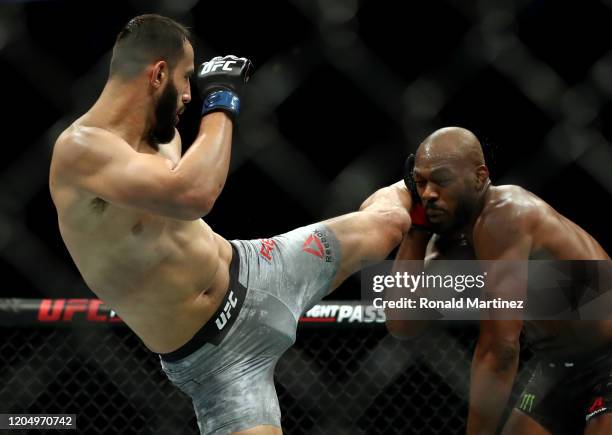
[{"x1": 160, "y1": 223, "x2": 340, "y2": 434}]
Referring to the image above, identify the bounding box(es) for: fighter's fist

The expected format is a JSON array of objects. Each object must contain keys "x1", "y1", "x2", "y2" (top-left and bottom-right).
[
  {"x1": 197, "y1": 55, "x2": 253, "y2": 96},
  {"x1": 404, "y1": 154, "x2": 420, "y2": 205},
  {"x1": 197, "y1": 55, "x2": 253, "y2": 120},
  {"x1": 404, "y1": 154, "x2": 431, "y2": 232}
]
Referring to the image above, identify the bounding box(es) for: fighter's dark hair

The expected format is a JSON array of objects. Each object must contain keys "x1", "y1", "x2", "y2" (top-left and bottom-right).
[{"x1": 109, "y1": 14, "x2": 192, "y2": 79}]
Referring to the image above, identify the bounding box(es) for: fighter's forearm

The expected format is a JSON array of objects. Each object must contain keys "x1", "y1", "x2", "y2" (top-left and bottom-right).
[
  {"x1": 467, "y1": 341, "x2": 519, "y2": 435},
  {"x1": 172, "y1": 113, "x2": 233, "y2": 209},
  {"x1": 393, "y1": 230, "x2": 430, "y2": 264},
  {"x1": 385, "y1": 230, "x2": 432, "y2": 338}
]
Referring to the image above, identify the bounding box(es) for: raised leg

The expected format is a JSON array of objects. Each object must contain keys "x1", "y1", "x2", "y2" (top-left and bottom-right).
[{"x1": 324, "y1": 181, "x2": 411, "y2": 290}]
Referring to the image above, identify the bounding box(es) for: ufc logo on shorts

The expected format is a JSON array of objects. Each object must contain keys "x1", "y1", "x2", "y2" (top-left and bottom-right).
[
  {"x1": 201, "y1": 60, "x2": 236, "y2": 74},
  {"x1": 215, "y1": 290, "x2": 238, "y2": 330}
]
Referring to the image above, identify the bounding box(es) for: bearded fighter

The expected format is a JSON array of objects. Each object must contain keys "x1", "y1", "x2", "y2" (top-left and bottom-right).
[{"x1": 50, "y1": 14, "x2": 412, "y2": 435}]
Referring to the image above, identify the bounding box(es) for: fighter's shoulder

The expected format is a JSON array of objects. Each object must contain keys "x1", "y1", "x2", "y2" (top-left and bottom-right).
[
  {"x1": 477, "y1": 185, "x2": 545, "y2": 234},
  {"x1": 54, "y1": 124, "x2": 122, "y2": 156},
  {"x1": 52, "y1": 124, "x2": 128, "y2": 175},
  {"x1": 50, "y1": 126, "x2": 112, "y2": 202}
]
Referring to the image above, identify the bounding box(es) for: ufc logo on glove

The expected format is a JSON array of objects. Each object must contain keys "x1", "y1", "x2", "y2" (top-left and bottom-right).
[{"x1": 200, "y1": 59, "x2": 236, "y2": 73}]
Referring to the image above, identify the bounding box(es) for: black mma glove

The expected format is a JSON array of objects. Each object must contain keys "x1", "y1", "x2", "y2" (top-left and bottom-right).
[
  {"x1": 404, "y1": 154, "x2": 431, "y2": 232},
  {"x1": 197, "y1": 55, "x2": 254, "y2": 120}
]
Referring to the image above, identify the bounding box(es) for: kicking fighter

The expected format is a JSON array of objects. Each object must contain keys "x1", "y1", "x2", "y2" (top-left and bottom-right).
[
  {"x1": 386, "y1": 127, "x2": 612, "y2": 435},
  {"x1": 49, "y1": 14, "x2": 411, "y2": 435}
]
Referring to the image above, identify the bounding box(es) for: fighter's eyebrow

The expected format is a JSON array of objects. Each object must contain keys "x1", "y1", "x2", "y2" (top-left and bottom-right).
[
  {"x1": 429, "y1": 167, "x2": 454, "y2": 177},
  {"x1": 413, "y1": 166, "x2": 453, "y2": 178}
]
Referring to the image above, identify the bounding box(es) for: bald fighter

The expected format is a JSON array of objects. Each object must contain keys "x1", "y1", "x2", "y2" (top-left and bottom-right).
[
  {"x1": 386, "y1": 127, "x2": 612, "y2": 435},
  {"x1": 49, "y1": 14, "x2": 411, "y2": 435}
]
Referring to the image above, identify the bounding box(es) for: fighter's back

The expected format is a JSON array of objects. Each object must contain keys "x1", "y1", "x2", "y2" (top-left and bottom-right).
[
  {"x1": 478, "y1": 185, "x2": 609, "y2": 261},
  {"x1": 475, "y1": 184, "x2": 612, "y2": 351}
]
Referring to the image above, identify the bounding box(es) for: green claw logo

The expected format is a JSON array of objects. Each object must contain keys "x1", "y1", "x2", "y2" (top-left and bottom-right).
[{"x1": 519, "y1": 393, "x2": 536, "y2": 412}]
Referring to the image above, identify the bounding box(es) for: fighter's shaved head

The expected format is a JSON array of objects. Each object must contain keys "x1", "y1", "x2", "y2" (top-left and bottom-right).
[
  {"x1": 412, "y1": 127, "x2": 490, "y2": 234},
  {"x1": 417, "y1": 126, "x2": 485, "y2": 168}
]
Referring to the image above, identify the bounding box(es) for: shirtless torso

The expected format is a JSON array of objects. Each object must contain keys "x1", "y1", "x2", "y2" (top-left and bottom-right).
[
  {"x1": 427, "y1": 185, "x2": 612, "y2": 350},
  {"x1": 49, "y1": 29, "x2": 414, "y2": 433},
  {"x1": 50, "y1": 114, "x2": 233, "y2": 354}
]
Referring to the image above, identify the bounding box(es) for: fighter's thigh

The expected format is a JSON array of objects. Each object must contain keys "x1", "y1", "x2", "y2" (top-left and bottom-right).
[
  {"x1": 232, "y1": 425, "x2": 282, "y2": 435},
  {"x1": 324, "y1": 210, "x2": 404, "y2": 290},
  {"x1": 501, "y1": 410, "x2": 552, "y2": 435},
  {"x1": 585, "y1": 414, "x2": 612, "y2": 435}
]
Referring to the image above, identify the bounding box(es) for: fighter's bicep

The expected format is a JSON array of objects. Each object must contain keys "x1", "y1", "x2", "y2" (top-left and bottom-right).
[
  {"x1": 471, "y1": 207, "x2": 534, "y2": 327},
  {"x1": 80, "y1": 150, "x2": 179, "y2": 206}
]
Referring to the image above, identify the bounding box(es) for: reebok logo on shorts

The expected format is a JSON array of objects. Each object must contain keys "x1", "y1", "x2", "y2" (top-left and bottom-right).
[
  {"x1": 302, "y1": 229, "x2": 333, "y2": 262},
  {"x1": 259, "y1": 239, "x2": 276, "y2": 262},
  {"x1": 586, "y1": 397, "x2": 607, "y2": 421}
]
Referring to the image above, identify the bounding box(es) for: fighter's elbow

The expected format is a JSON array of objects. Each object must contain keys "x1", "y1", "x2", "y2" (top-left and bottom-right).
[
  {"x1": 492, "y1": 346, "x2": 520, "y2": 373},
  {"x1": 175, "y1": 189, "x2": 218, "y2": 220},
  {"x1": 477, "y1": 339, "x2": 520, "y2": 372},
  {"x1": 198, "y1": 189, "x2": 220, "y2": 216}
]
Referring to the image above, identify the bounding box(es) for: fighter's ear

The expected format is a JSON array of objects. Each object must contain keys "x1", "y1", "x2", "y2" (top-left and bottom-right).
[
  {"x1": 475, "y1": 165, "x2": 489, "y2": 191},
  {"x1": 149, "y1": 60, "x2": 168, "y2": 89}
]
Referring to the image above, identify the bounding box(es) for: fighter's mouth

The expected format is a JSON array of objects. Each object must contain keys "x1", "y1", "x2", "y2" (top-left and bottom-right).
[{"x1": 426, "y1": 208, "x2": 445, "y2": 218}]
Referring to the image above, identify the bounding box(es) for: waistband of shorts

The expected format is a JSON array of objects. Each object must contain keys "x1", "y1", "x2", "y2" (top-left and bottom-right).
[{"x1": 159, "y1": 243, "x2": 246, "y2": 362}]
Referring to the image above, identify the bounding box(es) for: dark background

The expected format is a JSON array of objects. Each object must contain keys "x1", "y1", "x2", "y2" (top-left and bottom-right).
[
  {"x1": 1, "y1": 0, "x2": 612, "y2": 300},
  {"x1": 1, "y1": 1, "x2": 612, "y2": 434}
]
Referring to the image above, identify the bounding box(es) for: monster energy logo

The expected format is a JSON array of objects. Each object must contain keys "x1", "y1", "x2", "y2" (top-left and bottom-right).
[{"x1": 519, "y1": 393, "x2": 536, "y2": 412}]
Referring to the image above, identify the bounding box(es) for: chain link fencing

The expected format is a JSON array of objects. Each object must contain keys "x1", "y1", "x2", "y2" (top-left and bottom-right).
[{"x1": 0, "y1": 299, "x2": 536, "y2": 434}]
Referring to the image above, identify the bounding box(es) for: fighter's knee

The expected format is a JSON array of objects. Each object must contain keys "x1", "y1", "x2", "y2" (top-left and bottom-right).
[
  {"x1": 382, "y1": 206, "x2": 411, "y2": 241},
  {"x1": 389, "y1": 206, "x2": 411, "y2": 235},
  {"x1": 366, "y1": 207, "x2": 410, "y2": 250}
]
